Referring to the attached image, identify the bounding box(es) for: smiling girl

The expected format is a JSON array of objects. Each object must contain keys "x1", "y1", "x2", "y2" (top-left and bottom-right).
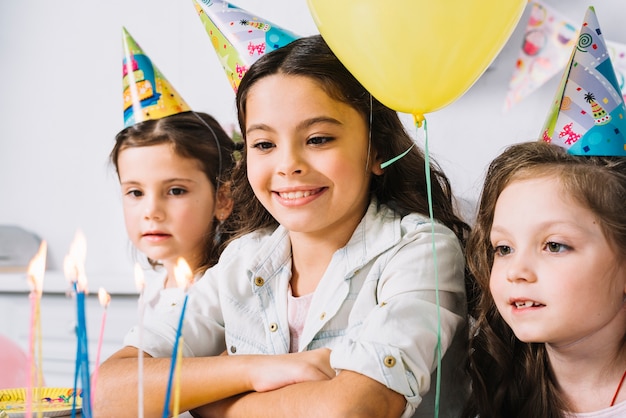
[{"x1": 102, "y1": 35, "x2": 471, "y2": 417}]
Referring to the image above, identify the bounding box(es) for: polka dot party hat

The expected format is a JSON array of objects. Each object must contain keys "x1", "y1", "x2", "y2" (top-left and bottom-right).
[{"x1": 192, "y1": 0, "x2": 300, "y2": 93}]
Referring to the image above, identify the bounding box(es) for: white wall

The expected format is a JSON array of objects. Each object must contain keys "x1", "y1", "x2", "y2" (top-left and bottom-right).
[{"x1": 1, "y1": 1, "x2": 624, "y2": 289}]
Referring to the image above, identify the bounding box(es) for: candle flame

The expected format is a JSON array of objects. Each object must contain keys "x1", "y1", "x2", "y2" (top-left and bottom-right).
[
  {"x1": 98, "y1": 287, "x2": 111, "y2": 308},
  {"x1": 173, "y1": 257, "x2": 192, "y2": 291},
  {"x1": 27, "y1": 241, "x2": 47, "y2": 295},
  {"x1": 134, "y1": 263, "x2": 145, "y2": 293},
  {"x1": 64, "y1": 230, "x2": 88, "y2": 292}
]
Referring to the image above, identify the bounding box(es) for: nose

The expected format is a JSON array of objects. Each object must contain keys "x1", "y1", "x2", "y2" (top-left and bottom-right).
[
  {"x1": 143, "y1": 194, "x2": 165, "y2": 221},
  {"x1": 276, "y1": 143, "x2": 305, "y2": 176},
  {"x1": 505, "y1": 251, "x2": 537, "y2": 284}
]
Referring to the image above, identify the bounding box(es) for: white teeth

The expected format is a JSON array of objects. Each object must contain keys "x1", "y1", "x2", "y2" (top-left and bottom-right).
[
  {"x1": 280, "y1": 190, "x2": 314, "y2": 200},
  {"x1": 515, "y1": 301, "x2": 538, "y2": 308}
]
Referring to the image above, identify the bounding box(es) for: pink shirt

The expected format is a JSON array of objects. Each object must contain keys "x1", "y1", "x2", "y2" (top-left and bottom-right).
[{"x1": 287, "y1": 287, "x2": 313, "y2": 353}]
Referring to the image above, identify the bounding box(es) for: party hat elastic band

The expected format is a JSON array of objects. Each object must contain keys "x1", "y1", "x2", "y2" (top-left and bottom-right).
[
  {"x1": 192, "y1": 0, "x2": 300, "y2": 93},
  {"x1": 540, "y1": 7, "x2": 626, "y2": 156},
  {"x1": 122, "y1": 27, "x2": 191, "y2": 128}
]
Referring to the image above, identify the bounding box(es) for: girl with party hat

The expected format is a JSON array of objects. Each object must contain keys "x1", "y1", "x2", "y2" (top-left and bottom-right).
[
  {"x1": 462, "y1": 140, "x2": 626, "y2": 417},
  {"x1": 114, "y1": 27, "x2": 236, "y2": 315},
  {"x1": 105, "y1": 33, "x2": 470, "y2": 418},
  {"x1": 96, "y1": 29, "x2": 335, "y2": 417},
  {"x1": 463, "y1": 9, "x2": 626, "y2": 417}
]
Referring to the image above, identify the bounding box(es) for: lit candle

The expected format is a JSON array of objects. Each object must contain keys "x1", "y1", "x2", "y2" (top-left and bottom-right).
[
  {"x1": 64, "y1": 255, "x2": 80, "y2": 418},
  {"x1": 25, "y1": 241, "x2": 47, "y2": 418},
  {"x1": 162, "y1": 258, "x2": 192, "y2": 418},
  {"x1": 90, "y1": 287, "x2": 110, "y2": 409},
  {"x1": 134, "y1": 263, "x2": 145, "y2": 418},
  {"x1": 64, "y1": 230, "x2": 92, "y2": 418}
]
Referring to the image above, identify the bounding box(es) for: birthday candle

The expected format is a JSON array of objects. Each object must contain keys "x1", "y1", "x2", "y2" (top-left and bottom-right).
[
  {"x1": 134, "y1": 263, "x2": 145, "y2": 418},
  {"x1": 64, "y1": 230, "x2": 92, "y2": 418},
  {"x1": 91, "y1": 287, "x2": 110, "y2": 409},
  {"x1": 162, "y1": 258, "x2": 192, "y2": 418},
  {"x1": 25, "y1": 241, "x2": 47, "y2": 418},
  {"x1": 172, "y1": 337, "x2": 184, "y2": 417},
  {"x1": 76, "y1": 285, "x2": 91, "y2": 418}
]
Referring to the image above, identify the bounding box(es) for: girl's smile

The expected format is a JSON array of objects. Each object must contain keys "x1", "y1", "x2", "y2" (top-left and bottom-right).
[
  {"x1": 244, "y1": 73, "x2": 382, "y2": 245},
  {"x1": 274, "y1": 187, "x2": 326, "y2": 206}
]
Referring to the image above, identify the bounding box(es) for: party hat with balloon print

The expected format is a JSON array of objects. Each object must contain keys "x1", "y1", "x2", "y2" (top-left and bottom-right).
[
  {"x1": 122, "y1": 27, "x2": 191, "y2": 128},
  {"x1": 192, "y1": 0, "x2": 300, "y2": 93},
  {"x1": 540, "y1": 7, "x2": 626, "y2": 156}
]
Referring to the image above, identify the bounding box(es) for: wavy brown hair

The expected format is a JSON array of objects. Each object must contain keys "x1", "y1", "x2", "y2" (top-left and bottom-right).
[
  {"x1": 110, "y1": 111, "x2": 236, "y2": 274},
  {"x1": 462, "y1": 141, "x2": 626, "y2": 418}
]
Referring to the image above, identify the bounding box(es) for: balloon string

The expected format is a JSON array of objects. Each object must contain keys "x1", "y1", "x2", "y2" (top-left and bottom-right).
[
  {"x1": 419, "y1": 117, "x2": 441, "y2": 417},
  {"x1": 380, "y1": 143, "x2": 415, "y2": 169}
]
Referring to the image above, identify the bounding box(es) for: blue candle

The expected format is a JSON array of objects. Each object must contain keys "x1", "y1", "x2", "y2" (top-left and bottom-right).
[
  {"x1": 161, "y1": 293, "x2": 189, "y2": 418},
  {"x1": 70, "y1": 281, "x2": 91, "y2": 418},
  {"x1": 71, "y1": 331, "x2": 80, "y2": 418},
  {"x1": 76, "y1": 288, "x2": 92, "y2": 418},
  {"x1": 64, "y1": 231, "x2": 90, "y2": 418}
]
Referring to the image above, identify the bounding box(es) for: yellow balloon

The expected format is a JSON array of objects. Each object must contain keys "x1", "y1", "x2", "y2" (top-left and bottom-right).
[{"x1": 307, "y1": 0, "x2": 526, "y2": 122}]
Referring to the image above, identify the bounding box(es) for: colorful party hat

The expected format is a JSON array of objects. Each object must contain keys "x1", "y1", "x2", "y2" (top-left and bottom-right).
[
  {"x1": 192, "y1": 0, "x2": 300, "y2": 93},
  {"x1": 540, "y1": 7, "x2": 626, "y2": 156},
  {"x1": 122, "y1": 27, "x2": 191, "y2": 128}
]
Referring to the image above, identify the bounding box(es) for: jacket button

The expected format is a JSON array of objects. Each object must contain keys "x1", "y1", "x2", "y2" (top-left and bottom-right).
[
  {"x1": 230, "y1": 345, "x2": 237, "y2": 354},
  {"x1": 320, "y1": 312, "x2": 326, "y2": 320},
  {"x1": 254, "y1": 277, "x2": 265, "y2": 286},
  {"x1": 269, "y1": 323, "x2": 278, "y2": 332},
  {"x1": 383, "y1": 355, "x2": 396, "y2": 368}
]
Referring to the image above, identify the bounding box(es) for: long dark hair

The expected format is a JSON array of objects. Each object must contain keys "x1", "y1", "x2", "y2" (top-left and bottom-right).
[
  {"x1": 110, "y1": 111, "x2": 236, "y2": 272},
  {"x1": 230, "y1": 34, "x2": 469, "y2": 244},
  {"x1": 462, "y1": 141, "x2": 626, "y2": 417}
]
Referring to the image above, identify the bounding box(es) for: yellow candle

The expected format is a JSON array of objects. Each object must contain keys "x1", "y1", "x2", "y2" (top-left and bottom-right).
[
  {"x1": 172, "y1": 337, "x2": 184, "y2": 417},
  {"x1": 26, "y1": 241, "x2": 46, "y2": 418},
  {"x1": 162, "y1": 258, "x2": 192, "y2": 418},
  {"x1": 134, "y1": 263, "x2": 145, "y2": 418}
]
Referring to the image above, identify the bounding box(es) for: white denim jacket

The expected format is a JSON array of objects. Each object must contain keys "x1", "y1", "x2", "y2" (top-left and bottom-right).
[{"x1": 125, "y1": 200, "x2": 468, "y2": 417}]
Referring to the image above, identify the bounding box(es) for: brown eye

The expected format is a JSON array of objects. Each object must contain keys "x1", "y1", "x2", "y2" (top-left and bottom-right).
[
  {"x1": 545, "y1": 242, "x2": 569, "y2": 253},
  {"x1": 493, "y1": 245, "x2": 512, "y2": 256}
]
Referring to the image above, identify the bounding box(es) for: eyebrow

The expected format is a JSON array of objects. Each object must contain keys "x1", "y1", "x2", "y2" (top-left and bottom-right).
[
  {"x1": 490, "y1": 220, "x2": 590, "y2": 236},
  {"x1": 120, "y1": 178, "x2": 197, "y2": 187},
  {"x1": 246, "y1": 116, "x2": 343, "y2": 136}
]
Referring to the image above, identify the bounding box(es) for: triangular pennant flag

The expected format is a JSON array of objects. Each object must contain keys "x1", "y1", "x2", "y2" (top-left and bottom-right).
[
  {"x1": 540, "y1": 7, "x2": 626, "y2": 156},
  {"x1": 606, "y1": 39, "x2": 626, "y2": 102},
  {"x1": 122, "y1": 27, "x2": 191, "y2": 128},
  {"x1": 192, "y1": 0, "x2": 300, "y2": 93},
  {"x1": 504, "y1": 1, "x2": 579, "y2": 111}
]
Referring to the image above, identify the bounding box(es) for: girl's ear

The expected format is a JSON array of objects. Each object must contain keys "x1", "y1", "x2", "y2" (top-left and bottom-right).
[
  {"x1": 215, "y1": 182, "x2": 234, "y2": 221},
  {"x1": 370, "y1": 151, "x2": 384, "y2": 176}
]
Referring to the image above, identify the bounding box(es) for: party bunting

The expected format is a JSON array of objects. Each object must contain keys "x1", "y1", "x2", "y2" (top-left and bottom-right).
[
  {"x1": 192, "y1": 0, "x2": 300, "y2": 93},
  {"x1": 607, "y1": 39, "x2": 626, "y2": 102},
  {"x1": 540, "y1": 7, "x2": 626, "y2": 157},
  {"x1": 504, "y1": 1, "x2": 579, "y2": 111}
]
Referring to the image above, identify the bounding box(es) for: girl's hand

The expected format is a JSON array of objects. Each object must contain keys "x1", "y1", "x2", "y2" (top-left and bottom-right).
[{"x1": 249, "y1": 348, "x2": 334, "y2": 392}]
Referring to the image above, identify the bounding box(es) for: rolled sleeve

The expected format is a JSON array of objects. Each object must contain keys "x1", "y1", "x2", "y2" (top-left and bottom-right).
[{"x1": 330, "y1": 218, "x2": 467, "y2": 413}]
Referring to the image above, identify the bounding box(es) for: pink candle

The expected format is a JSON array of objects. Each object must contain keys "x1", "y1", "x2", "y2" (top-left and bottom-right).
[
  {"x1": 25, "y1": 241, "x2": 47, "y2": 418},
  {"x1": 91, "y1": 287, "x2": 110, "y2": 409}
]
